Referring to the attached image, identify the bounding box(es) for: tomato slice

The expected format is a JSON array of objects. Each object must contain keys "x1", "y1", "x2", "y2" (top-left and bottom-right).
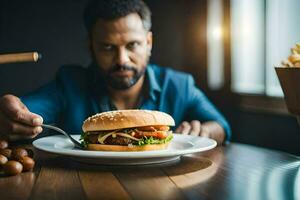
[
  {"x1": 134, "y1": 130, "x2": 168, "y2": 139},
  {"x1": 155, "y1": 126, "x2": 170, "y2": 131},
  {"x1": 136, "y1": 126, "x2": 170, "y2": 132},
  {"x1": 136, "y1": 126, "x2": 156, "y2": 131},
  {"x1": 155, "y1": 131, "x2": 169, "y2": 139}
]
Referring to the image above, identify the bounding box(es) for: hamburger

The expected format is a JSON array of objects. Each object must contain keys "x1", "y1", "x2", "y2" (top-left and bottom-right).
[{"x1": 80, "y1": 110, "x2": 175, "y2": 151}]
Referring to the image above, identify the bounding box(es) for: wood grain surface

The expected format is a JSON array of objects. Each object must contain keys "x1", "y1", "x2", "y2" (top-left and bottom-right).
[{"x1": 0, "y1": 143, "x2": 299, "y2": 200}]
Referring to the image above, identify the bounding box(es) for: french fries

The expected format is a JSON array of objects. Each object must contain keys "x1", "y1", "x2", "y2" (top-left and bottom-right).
[{"x1": 281, "y1": 43, "x2": 300, "y2": 68}]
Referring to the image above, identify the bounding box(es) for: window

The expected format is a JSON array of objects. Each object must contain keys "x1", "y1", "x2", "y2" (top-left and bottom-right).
[
  {"x1": 207, "y1": 0, "x2": 224, "y2": 90},
  {"x1": 207, "y1": 0, "x2": 300, "y2": 97}
]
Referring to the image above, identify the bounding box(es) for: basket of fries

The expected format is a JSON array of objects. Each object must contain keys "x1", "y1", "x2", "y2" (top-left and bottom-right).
[{"x1": 275, "y1": 43, "x2": 300, "y2": 115}]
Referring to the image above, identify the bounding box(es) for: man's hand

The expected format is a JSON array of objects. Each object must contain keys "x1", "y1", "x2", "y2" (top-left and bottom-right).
[
  {"x1": 175, "y1": 120, "x2": 225, "y2": 145},
  {"x1": 0, "y1": 94, "x2": 43, "y2": 140}
]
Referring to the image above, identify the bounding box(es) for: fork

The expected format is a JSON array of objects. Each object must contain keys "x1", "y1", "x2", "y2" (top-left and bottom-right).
[{"x1": 41, "y1": 124, "x2": 82, "y2": 149}]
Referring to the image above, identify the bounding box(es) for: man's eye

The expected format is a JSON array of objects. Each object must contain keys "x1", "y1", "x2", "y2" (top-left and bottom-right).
[
  {"x1": 127, "y1": 42, "x2": 139, "y2": 50},
  {"x1": 102, "y1": 44, "x2": 114, "y2": 51}
]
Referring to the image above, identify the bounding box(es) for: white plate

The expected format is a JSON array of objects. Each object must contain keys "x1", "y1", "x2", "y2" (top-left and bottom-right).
[{"x1": 33, "y1": 134, "x2": 217, "y2": 165}]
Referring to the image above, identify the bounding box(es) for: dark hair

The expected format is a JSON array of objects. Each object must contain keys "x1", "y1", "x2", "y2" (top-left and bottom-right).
[{"x1": 83, "y1": 0, "x2": 152, "y2": 33}]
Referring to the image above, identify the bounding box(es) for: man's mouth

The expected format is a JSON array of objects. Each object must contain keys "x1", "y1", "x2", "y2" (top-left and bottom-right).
[
  {"x1": 111, "y1": 70, "x2": 134, "y2": 77},
  {"x1": 103, "y1": 64, "x2": 144, "y2": 90}
]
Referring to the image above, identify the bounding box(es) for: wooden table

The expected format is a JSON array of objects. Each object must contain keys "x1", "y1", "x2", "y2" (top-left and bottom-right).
[{"x1": 0, "y1": 142, "x2": 299, "y2": 200}]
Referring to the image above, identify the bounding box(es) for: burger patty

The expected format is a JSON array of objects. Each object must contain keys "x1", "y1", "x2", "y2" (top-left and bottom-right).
[
  {"x1": 104, "y1": 136, "x2": 134, "y2": 145},
  {"x1": 87, "y1": 134, "x2": 133, "y2": 145}
]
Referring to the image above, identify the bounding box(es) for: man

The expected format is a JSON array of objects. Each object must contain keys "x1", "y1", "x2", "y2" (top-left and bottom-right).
[{"x1": 0, "y1": 0, "x2": 230, "y2": 145}]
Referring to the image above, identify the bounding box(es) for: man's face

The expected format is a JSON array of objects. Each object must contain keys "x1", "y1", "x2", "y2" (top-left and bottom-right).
[{"x1": 90, "y1": 13, "x2": 152, "y2": 90}]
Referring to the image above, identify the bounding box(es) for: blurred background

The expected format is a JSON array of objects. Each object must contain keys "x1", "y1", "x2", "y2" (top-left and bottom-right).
[{"x1": 0, "y1": 0, "x2": 299, "y2": 155}]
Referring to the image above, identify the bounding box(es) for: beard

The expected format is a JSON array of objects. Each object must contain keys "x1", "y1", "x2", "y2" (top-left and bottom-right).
[{"x1": 100, "y1": 64, "x2": 146, "y2": 90}]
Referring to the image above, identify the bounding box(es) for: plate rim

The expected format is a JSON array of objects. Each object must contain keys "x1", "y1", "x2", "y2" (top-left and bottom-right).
[{"x1": 33, "y1": 133, "x2": 217, "y2": 159}]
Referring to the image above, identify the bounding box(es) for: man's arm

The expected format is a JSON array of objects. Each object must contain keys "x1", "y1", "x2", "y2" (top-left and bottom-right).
[
  {"x1": 20, "y1": 81, "x2": 64, "y2": 125},
  {"x1": 176, "y1": 120, "x2": 225, "y2": 145},
  {"x1": 0, "y1": 94, "x2": 43, "y2": 140},
  {"x1": 176, "y1": 75, "x2": 231, "y2": 145},
  {"x1": 0, "y1": 81, "x2": 64, "y2": 140}
]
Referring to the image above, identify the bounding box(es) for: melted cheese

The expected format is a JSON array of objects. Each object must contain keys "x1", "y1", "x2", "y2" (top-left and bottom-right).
[{"x1": 97, "y1": 130, "x2": 118, "y2": 144}]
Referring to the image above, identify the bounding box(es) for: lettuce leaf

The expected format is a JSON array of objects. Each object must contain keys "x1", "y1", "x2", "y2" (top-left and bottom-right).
[
  {"x1": 134, "y1": 134, "x2": 173, "y2": 146},
  {"x1": 79, "y1": 133, "x2": 89, "y2": 148}
]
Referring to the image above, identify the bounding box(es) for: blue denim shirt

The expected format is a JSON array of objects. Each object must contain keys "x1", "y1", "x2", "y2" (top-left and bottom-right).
[{"x1": 21, "y1": 64, "x2": 231, "y2": 141}]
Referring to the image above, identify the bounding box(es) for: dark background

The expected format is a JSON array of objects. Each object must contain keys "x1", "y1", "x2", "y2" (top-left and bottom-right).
[{"x1": 0, "y1": 0, "x2": 299, "y2": 155}]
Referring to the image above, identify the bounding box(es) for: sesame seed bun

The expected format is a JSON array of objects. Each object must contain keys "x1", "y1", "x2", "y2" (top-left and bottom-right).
[{"x1": 82, "y1": 109, "x2": 175, "y2": 132}]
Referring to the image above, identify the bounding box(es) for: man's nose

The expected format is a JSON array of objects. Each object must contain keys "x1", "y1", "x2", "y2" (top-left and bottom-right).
[{"x1": 116, "y1": 48, "x2": 130, "y2": 65}]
